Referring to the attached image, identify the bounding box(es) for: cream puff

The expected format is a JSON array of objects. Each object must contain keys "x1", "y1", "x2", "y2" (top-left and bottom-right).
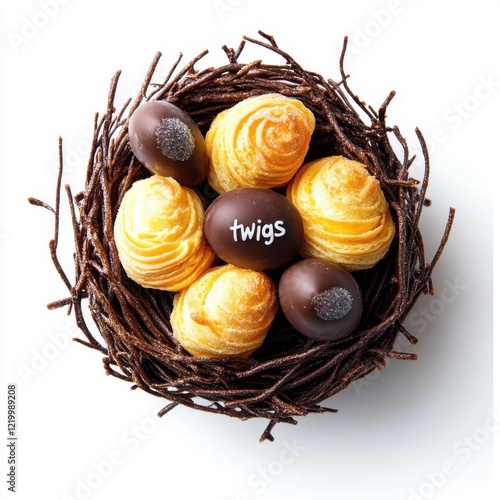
[
  {"x1": 206, "y1": 93, "x2": 315, "y2": 193},
  {"x1": 287, "y1": 155, "x2": 395, "y2": 271},
  {"x1": 171, "y1": 264, "x2": 277, "y2": 358},
  {"x1": 113, "y1": 175, "x2": 215, "y2": 291}
]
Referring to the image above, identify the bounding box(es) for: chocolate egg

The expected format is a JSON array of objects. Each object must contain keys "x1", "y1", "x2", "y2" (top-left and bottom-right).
[
  {"x1": 278, "y1": 258, "x2": 363, "y2": 341},
  {"x1": 203, "y1": 188, "x2": 303, "y2": 271},
  {"x1": 128, "y1": 101, "x2": 207, "y2": 185}
]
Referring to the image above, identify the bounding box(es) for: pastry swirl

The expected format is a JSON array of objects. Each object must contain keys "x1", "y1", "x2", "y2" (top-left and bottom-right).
[
  {"x1": 171, "y1": 265, "x2": 277, "y2": 358},
  {"x1": 113, "y1": 175, "x2": 215, "y2": 291},
  {"x1": 287, "y1": 156, "x2": 395, "y2": 271},
  {"x1": 206, "y1": 93, "x2": 315, "y2": 193}
]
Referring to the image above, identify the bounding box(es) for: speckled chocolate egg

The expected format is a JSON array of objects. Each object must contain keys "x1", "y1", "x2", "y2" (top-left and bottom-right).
[
  {"x1": 128, "y1": 101, "x2": 207, "y2": 185},
  {"x1": 203, "y1": 188, "x2": 304, "y2": 271},
  {"x1": 278, "y1": 258, "x2": 363, "y2": 341}
]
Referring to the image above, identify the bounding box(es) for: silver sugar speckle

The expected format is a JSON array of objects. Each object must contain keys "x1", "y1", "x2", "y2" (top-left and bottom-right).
[
  {"x1": 312, "y1": 287, "x2": 353, "y2": 321},
  {"x1": 156, "y1": 117, "x2": 195, "y2": 161}
]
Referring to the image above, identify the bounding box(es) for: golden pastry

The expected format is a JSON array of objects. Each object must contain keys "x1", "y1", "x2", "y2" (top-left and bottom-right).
[
  {"x1": 206, "y1": 93, "x2": 315, "y2": 193},
  {"x1": 113, "y1": 175, "x2": 215, "y2": 291},
  {"x1": 171, "y1": 265, "x2": 277, "y2": 358},
  {"x1": 287, "y1": 156, "x2": 395, "y2": 271}
]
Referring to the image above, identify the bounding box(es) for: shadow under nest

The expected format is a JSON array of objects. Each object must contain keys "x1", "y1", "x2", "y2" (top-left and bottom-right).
[{"x1": 30, "y1": 31, "x2": 454, "y2": 442}]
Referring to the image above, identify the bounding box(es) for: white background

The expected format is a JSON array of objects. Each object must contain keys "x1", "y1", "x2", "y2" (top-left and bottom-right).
[{"x1": 0, "y1": 1, "x2": 498, "y2": 499}]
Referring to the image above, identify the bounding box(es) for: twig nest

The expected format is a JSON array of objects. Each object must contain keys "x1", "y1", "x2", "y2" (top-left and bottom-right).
[{"x1": 33, "y1": 32, "x2": 454, "y2": 442}]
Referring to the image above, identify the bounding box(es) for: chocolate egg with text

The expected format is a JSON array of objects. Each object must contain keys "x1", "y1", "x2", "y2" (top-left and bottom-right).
[{"x1": 203, "y1": 188, "x2": 304, "y2": 271}]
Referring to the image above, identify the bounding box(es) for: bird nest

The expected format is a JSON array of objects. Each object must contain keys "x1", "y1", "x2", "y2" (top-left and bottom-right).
[{"x1": 30, "y1": 32, "x2": 454, "y2": 441}]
